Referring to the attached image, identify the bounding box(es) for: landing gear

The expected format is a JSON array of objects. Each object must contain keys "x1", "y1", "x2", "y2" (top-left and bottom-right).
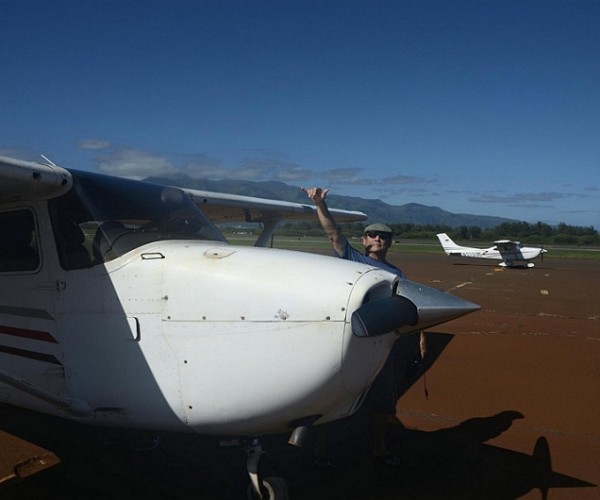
[
  {"x1": 246, "y1": 475, "x2": 288, "y2": 500},
  {"x1": 244, "y1": 437, "x2": 289, "y2": 500}
]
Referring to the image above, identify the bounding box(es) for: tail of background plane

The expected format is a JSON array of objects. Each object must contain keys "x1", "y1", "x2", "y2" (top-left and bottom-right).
[{"x1": 436, "y1": 233, "x2": 466, "y2": 255}]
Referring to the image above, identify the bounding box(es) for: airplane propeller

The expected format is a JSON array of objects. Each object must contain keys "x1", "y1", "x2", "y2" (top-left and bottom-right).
[{"x1": 351, "y1": 280, "x2": 480, "y2": 338}]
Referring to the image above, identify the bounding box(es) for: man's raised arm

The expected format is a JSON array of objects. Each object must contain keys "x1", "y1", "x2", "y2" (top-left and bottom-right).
[{"x1": 301, "y1": 187, "x2": 348, "y2": 256}]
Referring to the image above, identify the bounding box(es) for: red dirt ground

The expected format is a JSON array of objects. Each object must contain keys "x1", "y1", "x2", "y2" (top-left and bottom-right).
[{"x1": 1, "y1": 253, "x2": 598, "y2": 499}]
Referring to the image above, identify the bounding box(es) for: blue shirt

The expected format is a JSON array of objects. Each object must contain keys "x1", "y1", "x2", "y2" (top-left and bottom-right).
[{"x1": 340, "y1": 240, "x2": 405, "y2": 279}]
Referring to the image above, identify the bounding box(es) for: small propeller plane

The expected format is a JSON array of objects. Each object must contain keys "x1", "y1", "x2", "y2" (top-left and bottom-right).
[
  {"x1": 437, "y1": 232, "x2": 547, "y2": 268},
  {"x1": 0, "y1": 154, "x2": 479, "y2": 498}
]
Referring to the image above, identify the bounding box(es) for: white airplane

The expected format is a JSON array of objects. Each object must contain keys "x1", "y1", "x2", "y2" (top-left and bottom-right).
[
  {"x1": 0, "y1": 155, "x2": 479, "y2": 498},
  {"x1": 437, "y1": 232, "x2": 548, "y2": 268}
]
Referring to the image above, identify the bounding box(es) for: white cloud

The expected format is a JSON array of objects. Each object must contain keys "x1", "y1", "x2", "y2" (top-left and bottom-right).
[
  {"x1": 94, "y1": 149, "x2": 177, "y2": 180},
  {"x1": 274, "y1": 167, "x2": 312, "y2": 182},
  {"x1": 0, "y1": 148, "x2": 36, "y2": 161},
  {"x1": 180, "y1": 154, "x2": 229, "y2": 179},
  {"x1": 322, "y1": 168, "x2": 380, "y2": 186},
  {"x1": 180, "y1": 156, "x2": 313, "y2": 183},
  {"x1": 323, "y1": 168, "x2": 362, "y2": 183}
]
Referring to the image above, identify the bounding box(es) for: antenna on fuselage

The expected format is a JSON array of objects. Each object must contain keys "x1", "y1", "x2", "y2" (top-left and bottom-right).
[{"x1": 40, "y1": 154, "x2": 57, "y2": 166}]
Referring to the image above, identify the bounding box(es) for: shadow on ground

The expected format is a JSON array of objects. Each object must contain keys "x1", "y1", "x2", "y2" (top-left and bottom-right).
[
  {"x1": 1, "y1": 331, "x2": 595, "y2": 499},
  {"x1": 2, "y1": 405, "x2": 594, "y2": 500}
]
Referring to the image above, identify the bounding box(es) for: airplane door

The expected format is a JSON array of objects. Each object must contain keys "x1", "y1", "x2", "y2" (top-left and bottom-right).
[{"x1": 0, "y1": 206, "x2": 67, "y2": 405}]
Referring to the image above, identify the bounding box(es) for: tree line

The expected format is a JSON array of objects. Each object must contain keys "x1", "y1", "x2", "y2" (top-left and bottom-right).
[{"x1": 276, "y1": 221, "x2": 599, "y2": 246}]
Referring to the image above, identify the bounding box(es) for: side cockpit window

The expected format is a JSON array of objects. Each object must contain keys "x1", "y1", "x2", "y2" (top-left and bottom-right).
[
  {"x1": 0, "y1": 210, "x2": 40, "y2": 273},
  {"x1": 49, "y1": 170, "x2": 226, "y2": 267},
  {"x1": 49, "y1": 189, "x2": 94, "y2": 271},
  {"x1": 54, "y1": 214, "x2": 93, "y2": 270}
]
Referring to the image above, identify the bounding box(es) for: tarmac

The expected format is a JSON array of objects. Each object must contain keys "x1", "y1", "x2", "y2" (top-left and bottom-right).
[{"x1": 1, "y1": 252, "x2": 598, "y2": 499}]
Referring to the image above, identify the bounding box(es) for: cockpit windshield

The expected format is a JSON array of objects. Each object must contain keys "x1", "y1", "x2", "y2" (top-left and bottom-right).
[{"x1": 49, "y1": 170, "x2": 227, "y2": 269}]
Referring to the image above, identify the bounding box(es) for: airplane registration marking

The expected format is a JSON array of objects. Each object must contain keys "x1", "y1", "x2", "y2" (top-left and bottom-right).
[{"x1": 0, "y1": 325, "x2": 58, "y2": 343}]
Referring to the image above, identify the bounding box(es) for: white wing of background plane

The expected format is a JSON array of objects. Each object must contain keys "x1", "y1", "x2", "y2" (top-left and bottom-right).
[
  {"x1": 493, "y1": 239, "x2": 532, "y2": 267},
  {"x1": 185, "y1": 188, "x2": 367, "y2": 247},
  {"x1": 0, "y1": 156, "x2": 72, "y2": 203},
  {"x1": 493, "y1": 239, "x2": 520, "y2": 253}
]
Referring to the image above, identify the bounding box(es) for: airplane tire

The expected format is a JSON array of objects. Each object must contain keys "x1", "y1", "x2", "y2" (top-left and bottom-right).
[{"x1": 247, "y1": 476, "x2": 289, "y2": 500}]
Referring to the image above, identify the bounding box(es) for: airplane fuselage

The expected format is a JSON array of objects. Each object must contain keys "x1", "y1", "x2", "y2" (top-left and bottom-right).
[
  {"x1": 437, "y1": 233, "x2": 546, "y2": 268},
  {"x1": 0, "y1": 165, "x2": 479, "y2": 439},
  {"x1": 2, "y1": 235, "x2": 394, "y2": 434},
  {"x1": 452, "y1": 247, "x2": 543, "y2": 265}
]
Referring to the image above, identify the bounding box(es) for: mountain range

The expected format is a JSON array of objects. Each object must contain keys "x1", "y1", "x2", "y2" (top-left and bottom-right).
[{"x1": 146, "y1": 175, "x2": 513, "y2": 229}]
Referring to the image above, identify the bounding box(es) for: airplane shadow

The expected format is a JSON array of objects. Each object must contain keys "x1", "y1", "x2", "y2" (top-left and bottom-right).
[
  {"x1": 450, "y1": 261, "x2": 553, "y2": 270},
  {"x1": 281, "y1": 332, "x2": 596, "y2": 499},
  {"x1": 285, "y1": 411, "x2": 596, "y2": 500},
  {"x1": 0, "y1": 332, "x2": 596, "y2": 499}
]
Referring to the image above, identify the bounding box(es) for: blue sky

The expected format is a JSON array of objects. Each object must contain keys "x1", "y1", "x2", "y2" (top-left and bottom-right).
[{"x1": 1, "y1": 0, "x2": 599, "y2": 227}]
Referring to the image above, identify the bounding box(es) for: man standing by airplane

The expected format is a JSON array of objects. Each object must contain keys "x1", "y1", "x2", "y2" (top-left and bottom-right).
[
  {"x1": 302, "y1": 187, "x2": 405, "y2": 278},
  {"x1": 302, "y1": 186, "x2": 413, "y2": 466}
]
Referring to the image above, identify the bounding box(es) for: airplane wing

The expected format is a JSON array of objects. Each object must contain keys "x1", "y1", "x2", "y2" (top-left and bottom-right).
[
  {"x1": 0, "y1": 156, "x2": 72, "y2": 204},
  {"x1": 185, "y1": 188, "x2": 367, "y2": 247},
  {"x1": 493, "y1": 239, "x2": 520, "y2": 253},
  {"x1": 0, "y1": 155, "x2": 366, "y2": 248},
  {"x1": 493, "y1": 239, "x2": 532, "y2": 267},
  {"x1": 185, "y1": 188, "x2": 366, "y2": 223}
]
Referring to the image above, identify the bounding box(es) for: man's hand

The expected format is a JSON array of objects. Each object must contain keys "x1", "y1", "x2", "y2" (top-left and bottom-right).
[{"x1": 301, "y1": 187, "x2": 329, "y2": 206}]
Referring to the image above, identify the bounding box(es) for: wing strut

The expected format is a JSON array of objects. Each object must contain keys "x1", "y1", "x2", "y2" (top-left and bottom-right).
[
  {"x1": 254, "y1": 217, "x2": 281, "y2": 247},
  {"x1": 0, "y1": 367, "x2": 94, "y2": 419}
]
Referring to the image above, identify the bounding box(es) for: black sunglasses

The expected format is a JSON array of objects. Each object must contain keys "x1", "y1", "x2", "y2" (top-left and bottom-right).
[{"x1": 364, "y1": 231, "x2": 392, "y2": 239}]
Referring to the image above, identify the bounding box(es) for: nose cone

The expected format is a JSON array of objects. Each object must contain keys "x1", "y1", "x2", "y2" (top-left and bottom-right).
[
  {"x1": 351, "y1": 279, "x2": 480, "y2": 338},
  {"x1": 395, "y1": 279, "x2": 480, "y2": 333}
]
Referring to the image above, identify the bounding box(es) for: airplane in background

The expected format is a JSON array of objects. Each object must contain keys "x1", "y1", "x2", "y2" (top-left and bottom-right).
[
  {"x1": 0, "y1": 155, "x2": 479, "y2": 498},
  {"x1": 437, "y1": 232, "x2": 548, "y2": 268}
]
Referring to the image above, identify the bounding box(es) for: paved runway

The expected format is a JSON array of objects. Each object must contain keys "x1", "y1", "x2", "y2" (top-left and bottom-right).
[{"x1": 1, "y1": 253, "x2": 598, "y2": 499}]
